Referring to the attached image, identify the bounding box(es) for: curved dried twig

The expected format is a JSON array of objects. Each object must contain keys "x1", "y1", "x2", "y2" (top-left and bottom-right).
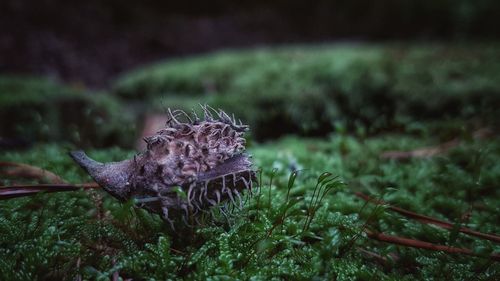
[
  {"x1": 356, "y1": 192, "x2": 500, "y2": 244},
  {"x1": 0, "y1": 161, "x2": 66, "y2": 184},
  {"x1": 0, "y1": 183, "x2": 99, "y2": 200},
  {"x1": 365, "y1": 230, "x2": 500, "y2": 262}
]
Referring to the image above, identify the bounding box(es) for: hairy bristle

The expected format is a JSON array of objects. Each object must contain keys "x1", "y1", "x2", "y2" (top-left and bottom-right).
[{"x1": 130, "y1": 105, "x2": 255, "y2": 227}]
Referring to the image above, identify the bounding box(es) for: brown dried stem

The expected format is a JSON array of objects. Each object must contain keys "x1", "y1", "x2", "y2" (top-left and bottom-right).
[
  {"x1": 355, "y1": 192, "x2": 500, "y2": 244},
  {"x1": 0, "y1": 161, "x2": 66, "y2": 184},
  {"x1": 356, "y1": 247, "x2": 395, "y2": 268},
  {"x1": 0, "y1": 183, "x2": 99, "y2": 200},
  {"x1": 365, "y1": 230, "x2": 500, "y2": 262},
  {"x1": 380, "y1": 139, "x2": 460, "y2": 160},
  {"x1": 380, "y1": 128, "x2": 493, "y2": 160}
]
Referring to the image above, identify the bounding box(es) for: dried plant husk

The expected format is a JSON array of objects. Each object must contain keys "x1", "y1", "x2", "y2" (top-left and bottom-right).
[{"x1": 70, "y1": 106, "x2": 255, "y2": 227}]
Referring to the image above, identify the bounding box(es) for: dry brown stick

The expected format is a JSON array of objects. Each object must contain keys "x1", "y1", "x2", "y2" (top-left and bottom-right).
[
  {"x1": 0, "y1": 183, "x2": 100, "y2": 200},
  {"x1": 0, "y1": 161, "x2": 66, "y2": 184},
  {"x1": 380, "y1": 128, "x2": 493, "y2": 160},
  {"x1": 75, "y1": 257, "x2": 82, "y2": 281},
  {"x1": 111, "y1": 258, "x2": 119, "y2": 281},
  {"x1": 380, "y1": 139, "x2": 460, "y2": 160},
  {"x1": 356, "y1": 247, "x2": 393, "y2": 268},
  {"x1": 365, "y1": 230, "x2": 500, "y2": 262},
  {"x1": 355, "y1": 192, "x2": 500, "y2": 244}
]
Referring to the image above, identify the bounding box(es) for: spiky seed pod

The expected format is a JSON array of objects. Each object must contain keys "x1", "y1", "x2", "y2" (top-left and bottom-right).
[{"x1": 70, "y1": 106, "x2": 255, "y2": 227}]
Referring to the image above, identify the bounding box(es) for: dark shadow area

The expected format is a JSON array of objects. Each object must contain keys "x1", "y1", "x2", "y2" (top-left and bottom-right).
[{"x1": 1, "y1": 0, "x2": 499, "y2": 87}]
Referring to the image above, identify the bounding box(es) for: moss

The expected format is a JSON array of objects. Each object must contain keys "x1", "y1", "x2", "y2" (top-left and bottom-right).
[
  {"x1": 0, "y1": 76, "x2": 136, "y2": 148},
  {"x1": 1, "y1": 128, "x2": 499, "y2": 280},
  {"x1": 1, "y1": 44, "x2": 500, "y2": 279},
  {"x1": 114, "y1": 44, "x2": 500, "y2": 139}
]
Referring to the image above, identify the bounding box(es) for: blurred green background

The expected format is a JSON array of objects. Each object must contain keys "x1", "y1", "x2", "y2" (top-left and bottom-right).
[
  {"x1": 1, "y1": 0, "x2": 499, "y2": 148},
  {"x1": 1, "y1": 44, "x2": 499, "y2": 147}
]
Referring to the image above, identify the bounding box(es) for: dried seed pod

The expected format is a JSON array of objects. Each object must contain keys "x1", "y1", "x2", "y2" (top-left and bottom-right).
[{"x1": 70, "y1": 106, "x2": 255, "y2": 227}]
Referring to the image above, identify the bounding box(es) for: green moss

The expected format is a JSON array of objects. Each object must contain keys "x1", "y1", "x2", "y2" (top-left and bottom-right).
[
  {"x1": 1, "y1": 44, "x2": 499, "y2": 280},
  {"x1": 1, "y1": 128, "x2": 499, "y2": 280},
  {"x1": 114, "y1": 44, "x2": 500, "y2": 139},
  {"x1": 0, "y1": 76, "x2": 136, "y2": 148}
]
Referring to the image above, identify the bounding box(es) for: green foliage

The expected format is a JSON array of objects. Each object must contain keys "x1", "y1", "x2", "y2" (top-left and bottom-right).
[
  {"x1": 0, "y1": 76, "x2": 136, "y2": 148},
  {"x1": 1, "y1": 44, "x2": 500, "y2": 280},
  {"x1": 113, "y1": 44, "x2": 500, "y2": 138},
  {"x1": 1, "y1": 128, "x2": 499, "y2": 280}
]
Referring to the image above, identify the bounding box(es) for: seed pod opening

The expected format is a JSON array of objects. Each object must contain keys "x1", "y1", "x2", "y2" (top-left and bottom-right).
[{"x1": 70, "y1": 105, "x2": 256, "y2": 227}]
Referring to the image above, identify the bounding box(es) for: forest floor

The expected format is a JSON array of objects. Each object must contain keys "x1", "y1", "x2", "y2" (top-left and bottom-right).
[
  {"x1": 1, "y1": 129, "x2": 499, "y2": 280},
  {"x1": 1, "y1": 44, "x2": 500, "y2": 280}
]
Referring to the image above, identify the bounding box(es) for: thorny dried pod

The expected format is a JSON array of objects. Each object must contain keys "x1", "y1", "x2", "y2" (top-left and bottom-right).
[{"x1": 70, "y1": 106, "x2": 256, "y2": 228}]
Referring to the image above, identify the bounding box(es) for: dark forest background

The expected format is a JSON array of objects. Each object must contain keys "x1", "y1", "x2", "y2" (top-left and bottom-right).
[{"x1": 1, "y1": 0, "x2": 499, "y2": 87}]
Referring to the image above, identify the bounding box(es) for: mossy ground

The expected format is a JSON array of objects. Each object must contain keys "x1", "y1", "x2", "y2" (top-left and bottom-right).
[
  {"x1": 1, "y1": 44, "x2": 500, "y2": 280},
  {"x1": 0, "y1": 76, "x2": 135, "y2": 148},
  {"x1": 114, "y1": 43, "x2": 500, "y2": 139},
  {"x1": 1, "y1": 130, "x2": 499, "y2": 280}
]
